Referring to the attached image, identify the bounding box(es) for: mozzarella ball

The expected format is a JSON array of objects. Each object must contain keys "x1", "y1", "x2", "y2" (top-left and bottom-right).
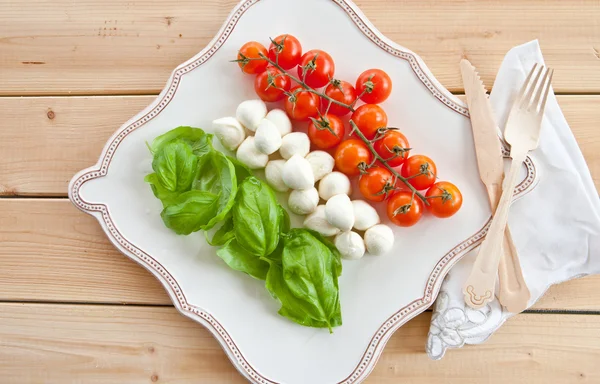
[
  {"x1": 236, "y1": 99, "x2": 267, "y2": 132},
  {"x1": 288, "y1": 188, "x2": 319, "y2": 215},
  {"x1": 335, "y1": 231, "x2": 366, "y2": 260},
  {"x1": 254, "y1": 119, "x2": 282, "y2": 155},
  {"x1": 265, "y1": 109, "x2": 292, "y2": 137},
  {"x1": 364, "y1": 224, "x2": 394, "y2": 256},
  {"x1": 303, "y1": 205, "x2": 341, "y2": 237},
  {"x1": 280, "y1": 132, "x2": 310, "y2": 160},
  {"x1": 325, "y1": 194, "x2": 355, "y2": 231},
  {"x1": 318, "y1": 172, "x2": 352, "y2": 201},
  {"x1": 236, "y1": 136, "x2": 268, "y2": 169},
  {"x1": 212, "y1": 117, "x2": 246, "y2": 151},
  {"x1": 282, "y1": 154, "x2": 315, "y2": 190},
  {"x1": 265, "y1": 159, "x2": 289, "y2": 193},
  {"x1": 352, "y1": 200, "x2": 380, "y2": 231},
  {"x1": 305, "y1": 151, "x2": 334, "y2": 182}
]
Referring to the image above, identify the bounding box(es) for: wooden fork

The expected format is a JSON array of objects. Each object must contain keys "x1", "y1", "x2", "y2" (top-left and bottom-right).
[{"x1": 463, "y1": 64, "x2": 554, "y2": 309}]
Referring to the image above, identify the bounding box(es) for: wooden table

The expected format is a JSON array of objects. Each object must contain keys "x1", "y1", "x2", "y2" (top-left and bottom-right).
[{"x1": 2, "y1": 1, "x2": 599, "y2": 382}]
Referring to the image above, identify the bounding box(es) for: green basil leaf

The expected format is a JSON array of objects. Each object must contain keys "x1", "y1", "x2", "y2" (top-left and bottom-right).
[
  {"x1": 227, "y1": 156, "x2": 252, "y2": 185},
  {"x1": 266, "y1": 229, "x2": 342, "y2": 331},
  {"x1": 160, "y1": 190, "x2": 219, "y2": 235},
  {"x1": 262, "y1": 238, "x2": 284, "y2": 266},
  {"x1": 152, "y1": 140, "x2": 198, "y2": 193},
  {"x1": 194, "y1": 151, "x2": 238, "y2": 229},
  {"x1": 217, "y1": 239, "x2": 270, "y2": 280},
  {"x1": 266, "y1": 262, "x2": 340, "y2": 329},
  {"x1": 150, "y1": 126, "x2": 212, "y2": 154},
  {"x1": 278, "y1": 205, "x2": 291, "y2": 235},
  {"x1": 233, "y1": 177, "x2": 280, "y2": 256},
  {"x1": 144, "y1": 173, "x2": 179, "y2": 207},
  {"x1": 205, "y1": 215, "x2": 235, "y2": 246},
  {"x1": 304, "y1": 229, "x2": 342, "y2": 278},
  {"x1": 190, "y1": 134, "x2": 214, "y2": 157}
]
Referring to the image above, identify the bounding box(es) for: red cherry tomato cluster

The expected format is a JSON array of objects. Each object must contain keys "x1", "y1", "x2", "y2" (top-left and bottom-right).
[{"x1": 236, "y1": 35, "x2": 462, "y2": 227}]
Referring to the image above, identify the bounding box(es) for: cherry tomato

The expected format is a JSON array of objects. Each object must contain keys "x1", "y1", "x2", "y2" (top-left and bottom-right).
[
  {"x1": 254, "y1": 66, "x2": 291, "y2": 102},
  {"x1": 426, "y1": 181, "x2": 463, "y2": 218},
  {"x1": 322, "y1": 80, "x2": 357, "y2": 116},
  {"x1": 237, "y1": 41, "x2": 268, "y2": 74},
  {"x1": 387, "y1": 191, "x2": 424, "y2": 227},
  {"x1": 308, "y1": 114, "x2": 345, "y2": 149},
  {"x1": 268, "y1": 34, "x2": 302, "y2": 70},
  {"x1": 351, "y1": 104, "x2": 388, "y2": 140},
  {"x1": 373, "y1": 130, "x2": 410, "y2": 167},
  {"x1": 334, "y1": 139, "x2": 373, "y2": 176},
  {"x1": 297, "y1": 49, "x2": 335, "y2": 89},
  {"x1": 359, "y1": 167, "x2": 395, "y2": 202},
  {"x1": 284, "y1": 86, "x2": 320, "y2": 121},
  {"x1": 400, "y1": 155, "x2": 437, "y2": 190},
  {"x1": 356, "y1": 69, "x2": 392, "y2": 104}
]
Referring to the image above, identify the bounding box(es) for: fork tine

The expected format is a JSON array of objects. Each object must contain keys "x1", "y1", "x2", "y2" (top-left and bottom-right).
[
  {"x1": 530, "y1": 66, "x2": 551, "y2": 110},
  {"x1": 521, "y1": 65, "x2": 544, "y2": 109},
  {"x1": 538, "y1": 68, "x2": 554, "y2": 114},
  {"x1": 515, "y1": 63, "x2": 538, "y2": 107}
]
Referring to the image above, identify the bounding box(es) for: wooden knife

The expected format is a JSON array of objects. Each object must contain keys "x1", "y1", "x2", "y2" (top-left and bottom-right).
[{"x1": 460, "y1": 59, "x2": 530, "y2": 312}]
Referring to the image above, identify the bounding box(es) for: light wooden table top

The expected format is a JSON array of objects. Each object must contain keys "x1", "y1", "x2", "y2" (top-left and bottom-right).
[{"x1": 2, "y1": 1, "x2": 600, "y2": 383}]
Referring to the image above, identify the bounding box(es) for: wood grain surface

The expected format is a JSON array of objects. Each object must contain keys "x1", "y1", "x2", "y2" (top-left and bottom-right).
[
  {"x1": 1, "y1": 0, "x2": 599, "y2": 95},
  {"x1": 2, "y1": 0, "x2": 600, "y2": 382},
  {"x1": 1, "y1": 304, "x2": 599, "y2": 384}
]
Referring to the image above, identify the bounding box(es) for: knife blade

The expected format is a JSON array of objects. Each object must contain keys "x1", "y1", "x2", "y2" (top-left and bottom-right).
[
  {"x1": 460, "y1": 59, "x2": 504, "y2": 198},
  {"x1": 460, "y1": 59, "x2": 530, "y2": 312}
]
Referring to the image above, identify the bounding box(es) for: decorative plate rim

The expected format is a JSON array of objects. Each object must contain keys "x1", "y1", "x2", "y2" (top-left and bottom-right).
[{"x1": 68, "y1": 0, "x2": 538, "y2": 383}]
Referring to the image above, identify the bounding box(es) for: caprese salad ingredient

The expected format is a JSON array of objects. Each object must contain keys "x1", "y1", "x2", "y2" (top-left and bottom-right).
[
  {"x1": 308, "y1": 113, "x2": 345, "y2": 149},
  {"x1": 280, "y1": 131, "x2": 310, "y2": 159},
  {"x1": 364, "y1": 224, "x2": 395, "y2": 256},
  {"x1": 236, "y1": 136, "x2": 269, "y2": 169},
  {"x1": 425, "y1": 181, "x2": 463, "y2": 218},
  {"x1": 305, "y1": 150, "x2": 335, "y2": 182},
  {"x1": 334, "y1": 231, "x2": 366, "y2": 260},
  {"x1": 318, "y1": 171, "x2": 352, "y2": 201},
  {"x1": 145, "y1": 126, "x2": 343, "y2": 331},
  {"x1": 236, "y1": 99, "x2": 267, "y2": 132},
  {"x1": 235, "y1": 34, "x2": 463, "y2": 228}
]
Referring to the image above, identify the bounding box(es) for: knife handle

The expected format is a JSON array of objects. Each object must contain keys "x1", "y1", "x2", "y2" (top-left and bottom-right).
[
  {"x1": 483, "y1": 177, "x2": 530, "y2": 312},
  {"x1": 497, "y1": 225, "x2": 530, "y2": 312}
]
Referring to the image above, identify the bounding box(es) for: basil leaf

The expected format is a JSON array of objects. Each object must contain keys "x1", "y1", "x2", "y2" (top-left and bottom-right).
[
  {"x1": 227, "y1": 156, "x2": 252, "y2": 185},
  {"x1": 304, "y1": 229, "x2": 342, "y2": 278},
  {"x1": 266, "y1": 229, "x2": 342, "y2": 331},
  {"x1": 150, "y1": 126, "x2": 213, "y2": 155},
  {"x1": 266, "y1": 262, "x2": 339, "y2": 329},
  {"x1": 233, "y1": 177, "x2": 280, "y2": 256},
  {"x1": 152, "y1": 140, "x2": 198, "y2": 193},
  {"x1": 160, "y1": 190, "x2": 219, "y2": 235},
  {"x1": 144, "y1": 173, "x2": 179, "y2": 207},
  {"x1": 217, "y1": 239, "x2": 270, "y2": 280},
  {"x1": 279, "y1": 205, "x2": 291, "y2": 235},
  {"x1": 194, "y1": 151, "x2": 238, "y2": 229},
  {"x1": 205, "y1": 215, "x2": 235, "y2": 246}
]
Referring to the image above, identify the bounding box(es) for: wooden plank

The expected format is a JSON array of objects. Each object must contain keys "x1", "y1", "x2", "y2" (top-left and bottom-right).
[
  {"x1": 1, "y1": 304, "x2": 599, "y2": 383},
  {"x1": 1, "y1": 198, "x2": 599, "y2": 310},
  {"x1": 1, "y1": 0, "x2": 599, "y2": 95},
  {"x1": 0, "y1": 199, "x2": 169, "y2": 305},
  {"x1": 0, "y1": 95, "x2": 154, "y2": 196},
  {"x1": 2, "y1": 95, "x2": 599, "y2": 196}
]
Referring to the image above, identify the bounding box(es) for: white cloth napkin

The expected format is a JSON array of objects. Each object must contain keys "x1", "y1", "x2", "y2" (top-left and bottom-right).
[{"x1": 426, "y1": 40, "x2": 600, "y2": 359}]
